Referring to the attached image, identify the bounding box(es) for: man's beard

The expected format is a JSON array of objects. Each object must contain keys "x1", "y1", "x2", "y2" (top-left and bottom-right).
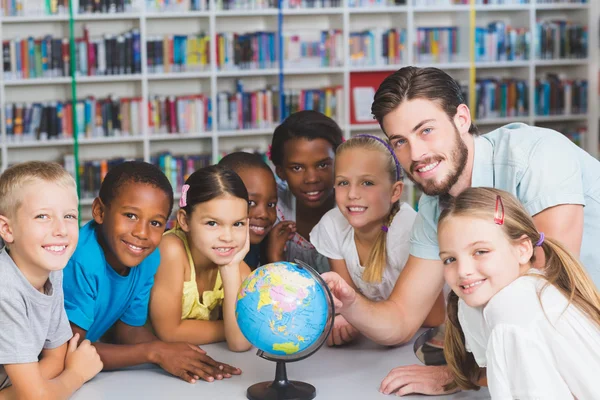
[{"x1": 405, "y1": 128, "x2": 469, "y2": 197}]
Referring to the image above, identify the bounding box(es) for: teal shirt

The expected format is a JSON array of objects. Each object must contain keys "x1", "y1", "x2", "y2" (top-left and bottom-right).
[{"x1": 410, "y1": 123, "x2": 600, "y2": 288}]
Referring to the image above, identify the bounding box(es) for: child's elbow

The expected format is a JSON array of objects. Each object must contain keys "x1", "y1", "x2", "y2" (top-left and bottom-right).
[{"x1": 227, "y1": 341, "x2": 252, "y2": 353}]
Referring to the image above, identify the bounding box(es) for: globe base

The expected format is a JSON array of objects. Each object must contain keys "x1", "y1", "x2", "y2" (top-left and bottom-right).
[
  {"x1": 247, "y1": 380, "x2": 316, "y2": 400},
  {"x1": 246, "y1": 361, "x2": 316, "y2": 400}
]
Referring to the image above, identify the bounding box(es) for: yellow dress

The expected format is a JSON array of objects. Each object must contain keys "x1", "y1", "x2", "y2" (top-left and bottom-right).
[{"x1": 164, "y1": 228, "x2": 224, "y2": 321}]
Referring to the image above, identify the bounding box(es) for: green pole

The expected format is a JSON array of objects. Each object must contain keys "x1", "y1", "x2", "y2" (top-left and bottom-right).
[{"x1": 68, "y1": 3, "x2": 81, "y2": 226}]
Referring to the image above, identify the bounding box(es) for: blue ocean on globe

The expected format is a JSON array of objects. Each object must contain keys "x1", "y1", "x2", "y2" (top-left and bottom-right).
[{"x1": 235, "y1": 261, "x2": 329, "y2": 356}]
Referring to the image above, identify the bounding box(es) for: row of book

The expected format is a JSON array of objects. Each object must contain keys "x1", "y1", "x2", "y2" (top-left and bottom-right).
[
  {"x1": 153, "y1": 152, "x2": 213, "y2": 194},
  {"x1": 535, "y1": 76, "x2": 587, "y2": 116},
  {"x1": 1, "y1": 0, "x2": 138, "y2": 16},
  {"x1": 216, "y1": 81, "x2": 279, "y2": 131},
  {"x1": 147, "y1": 34, "x2": 210, "y2": 74},
  {"x1": 283, "y1": 30, "x2": 343, "y2": 69},
  {"x1": 2, "y1": 28, "x2": 142, "y2": 80},
  {"x1": 349, "y1": 29, "x2": 407, "y2": 67},
  {"x1": 148, "y1": 94, "x2": 211, "y2": 134},
  {"x1": 474, "y1": 79, "x2": 529, "y2": 120},
  {"x1": 535, "y1": 21, "x2": 587, "y2": 60},
  {"x1": 415, "y1": 27, "x2": 460, "y2": 64},
  {"x1": 475, "y1": 23, "x2": 530, "y2": 62},
  {"x1": 4, "y1": 97, "x2": 145, "y2": 142},
  {"x1": 348, "y1": 0, "x2": 406, "y2": 6},
  {"x1": 147, "y1": 0, "x2": 208, "y2": 12},
  {"x1": 217, "y1": 32, "x2": 277, "y2": 71}
]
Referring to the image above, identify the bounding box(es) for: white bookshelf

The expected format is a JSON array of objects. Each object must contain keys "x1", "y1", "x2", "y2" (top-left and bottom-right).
[{"x1": 0, "y1": 0, "x2": 598, "y2": 216}]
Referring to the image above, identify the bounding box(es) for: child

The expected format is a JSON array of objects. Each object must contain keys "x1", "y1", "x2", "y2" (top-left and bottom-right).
[
  {"x1": 269, "y1": 110, "x2": 344, "y2": 274},
  {"x1": 218, "y1": 152, "x2": 278, "y2": 270},
  {"x1": 0, "y1": 161, "x2": 102, "y2": 399},
  {"x1": 439, "y1": 187, "x2": 600, "y2": 398},
  {"x1": 63, "y1": 161, "x2": 241, "y2": 384},
  {"x1": 310, "y1": 135, "x2": 417, "y2": 346},
  {"x1": 149, "y1": 165, "x2": 252, "y2": 351}
]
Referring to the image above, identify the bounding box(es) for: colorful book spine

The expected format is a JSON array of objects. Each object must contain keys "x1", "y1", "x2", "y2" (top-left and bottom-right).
[
  {"x1": 535, "y1": 76, "x2": 587, "y2": 116},
  {"x1": 474, "y1": 78, "x2": 529, "y2": 120},
  {"x1": 415, "y1": 27, "x2": 459, "y2": 64},
  {"x1": 349, "y1": 28, "x2": 407, "y2": 67},
  {"x1": 217, "y1": 80, "x2": 279, "y2": 131},
  {"x1": 475, "y1": 23, "x2": 530, "y2": 62},
  {"x1": 349, "y1": 0, "x2": 406, "y2": 6},
  {"x1": 281, "y1": 85, "x2": 343, "y2": 123},
  {"x1": 215, "y1": 0, "x2": 275, "y2": 9},
  {"x1": 147, "y1": 34, "x2": 210, "y2": 73},
  {"x1": 216, "y1": 32, "x2": 277, "y2": 71},
  {"x1": 78, "y1": 157, "x2": 141, "y2": 200},
  {"x1": 414, "y1": 0, "x2": 529, "y2": 5},
  {"x1": 76, "y1": 96, "x2": 143, "y2": 138},
  {"x1": 283, "y1": 30, "x2": 343, "y2": 69},
  {"x1": 146, "y1": 0, "x2": 208, "y2": 12},
  {"x1": 535, "y1": 20, "x2": 587, "y2": 60},
  {"x1": 152, "y1": 152, "x2": 212, "y2": 193},
  {"x1": 5, "y1": 101, "x2": 73, "y2": 142},
  {"x1": 3, "y1": 36, "x2": 69, "y2": 80},
  {"x1": 75, "y1": 27, "x2": 142, "y2": 76},
  {"x1": 280, "y1": 0, "x2": 342, "y2": 8},
  {"x1": 148, "y1": 94, "x2": 210, "y2": 134}
]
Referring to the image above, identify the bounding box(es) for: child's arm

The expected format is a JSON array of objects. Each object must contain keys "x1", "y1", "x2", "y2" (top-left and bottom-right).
[
  {"x1": 149, "y1": 237, "x2": 225, "y2": 345},
  {"x1": 329, "y1": 259, "x2": 358, "y2": 291},
  {"x1": 37, "y1": 345, "x2": 68, "y2": 380},
  {"x1": 266, "y1": 221, "x2": 296, "y2": 263},
  {"x1": 219, "y1": 230, "x2": 253, "y2": 352},
  {"x1": 71, "y1": 322, "x2": 241, "y2": 383},
  {"x1": 1, "y1": 334, "x2": 101, "y2": 400}
]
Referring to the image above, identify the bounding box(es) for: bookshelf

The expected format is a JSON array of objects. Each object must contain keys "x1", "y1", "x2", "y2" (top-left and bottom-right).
[{"x1": 0, "y1": 0, "x2": 598, "y2": 219}]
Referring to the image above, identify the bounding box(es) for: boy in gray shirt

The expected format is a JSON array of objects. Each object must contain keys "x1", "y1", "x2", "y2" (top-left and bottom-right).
[{"x1": 0, "y1": 162, "x2": 102, "y2": 399}]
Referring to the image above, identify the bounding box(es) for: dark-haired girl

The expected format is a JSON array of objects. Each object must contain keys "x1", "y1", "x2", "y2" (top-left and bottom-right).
[
  {"x1": 149, "y1": 165, "x2": 252, "y2": 352},
  {"x1": 268, "y1": 110, "x2": 345, "y2": 274}
]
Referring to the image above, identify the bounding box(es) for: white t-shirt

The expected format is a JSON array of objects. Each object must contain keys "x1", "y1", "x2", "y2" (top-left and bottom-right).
[
  {"x1": 310, "y1": 203, "x2": 416, "y2": 301},
  {"x1": 459, "y1": 272, "x2": 600, "y2": 399}
]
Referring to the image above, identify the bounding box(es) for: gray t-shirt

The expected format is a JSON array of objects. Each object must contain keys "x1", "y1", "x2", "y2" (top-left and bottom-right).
[{"x1": 0, "y1": 249, "x2": 72, "y2": 391}]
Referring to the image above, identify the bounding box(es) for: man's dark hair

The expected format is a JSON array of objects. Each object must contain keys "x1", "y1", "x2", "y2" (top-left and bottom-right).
[
  {"x1": 99, "y1": 161, "x2": 174, "y2": 216},
  {"x1": 372, "y1": 66, "x2": 479, "y2": 135}
]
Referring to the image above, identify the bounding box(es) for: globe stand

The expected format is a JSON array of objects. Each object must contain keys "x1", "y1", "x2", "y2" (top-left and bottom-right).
[{"x1": 247, "y1": 361, "x2": 316, "y2": 400}]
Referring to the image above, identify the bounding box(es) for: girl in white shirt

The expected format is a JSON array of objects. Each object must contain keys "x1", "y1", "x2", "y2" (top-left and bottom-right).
[
  {"x1": 438, "y1": 187, "x2": 600, "y2": 399},
  {"x1": 310, "y1": 135, "x2": 417, "y2": 345}
]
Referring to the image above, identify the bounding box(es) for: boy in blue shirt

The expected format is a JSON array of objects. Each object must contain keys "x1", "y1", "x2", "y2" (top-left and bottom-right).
[{"x1": 63, "y1": 161, "x2": 241, "y2": 384}]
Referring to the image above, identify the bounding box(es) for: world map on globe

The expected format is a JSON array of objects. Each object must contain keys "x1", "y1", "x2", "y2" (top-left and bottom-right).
[{"x1": 236, "y1": 262, "x2": 329, "y2": 356}]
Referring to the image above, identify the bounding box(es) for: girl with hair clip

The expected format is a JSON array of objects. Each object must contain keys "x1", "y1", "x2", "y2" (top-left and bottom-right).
[
  {"x1": 438, "y1": 187, "x2": 600, "y2": 399},
  {"x1": 310, "y1": 135, "x2": 419, "y2": 346}
]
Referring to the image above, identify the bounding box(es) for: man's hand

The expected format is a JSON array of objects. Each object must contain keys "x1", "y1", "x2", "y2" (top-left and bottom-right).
[
  {"x1": 326, "y1": 314, "x2": 360, "y2": 347},
  {"x1": 152, "y1": 342, "x2": 241, "y2": 383},
  {"x1": 379, "y1": 364, "x2": 458, "y2": 396},
  {"x1": 321, "y1": 271, "x2": 357, "y2": 314}
]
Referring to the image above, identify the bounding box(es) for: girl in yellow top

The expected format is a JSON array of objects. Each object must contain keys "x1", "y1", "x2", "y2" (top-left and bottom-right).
[{"x1": 150, "y1": 165, "x2": 252, "y2": 352}]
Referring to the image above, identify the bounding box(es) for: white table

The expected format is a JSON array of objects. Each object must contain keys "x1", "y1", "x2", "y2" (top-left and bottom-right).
[{"x1": 72, "y1": 333, "x2": 490, "y2": 400}]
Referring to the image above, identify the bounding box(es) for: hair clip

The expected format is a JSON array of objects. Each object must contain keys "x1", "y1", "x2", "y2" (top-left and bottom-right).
[
  {"x1": 179, "y1": 184, "x2": 190, "y2": 208},
  {"x1": 494, "y1": 195, "x2": 505, "y2": 225},
  {"x1": 535, "y1": 232, "x2": 545, "y2": 247},
  {"x1": 266, "y1": 144, "x2": 273, "y2": 161}
]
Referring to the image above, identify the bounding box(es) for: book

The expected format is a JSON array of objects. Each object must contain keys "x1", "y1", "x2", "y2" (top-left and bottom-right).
[{"x1": 535, "y1": 74, "x2": 587, "y2": 116}]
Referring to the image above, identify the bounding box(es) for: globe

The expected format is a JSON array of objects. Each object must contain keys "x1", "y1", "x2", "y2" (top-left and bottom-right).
[{"x1": 236, "y1": 260, "x2": 334, "y2": 400}]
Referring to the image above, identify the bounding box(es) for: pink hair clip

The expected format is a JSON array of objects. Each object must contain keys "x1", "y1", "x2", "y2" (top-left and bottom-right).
[
  {"x1": 494, "y1": 195, "x2": 505, "y2": 225},
  {"x1": 179, "y1": 184, "x2": 190, "y2": 208},
  {"x1": 266, "y1": 144, "x2": 273, "y2": 161}
]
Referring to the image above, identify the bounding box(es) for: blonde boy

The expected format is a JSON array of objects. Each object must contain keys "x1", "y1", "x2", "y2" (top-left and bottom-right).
[{"x1": 0, "y1": 162, "x2": 102, "y2": 400}]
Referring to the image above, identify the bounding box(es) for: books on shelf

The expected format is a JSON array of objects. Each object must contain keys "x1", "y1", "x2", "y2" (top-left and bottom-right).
[
  {"x1": 349, "y1": 28, "x2": 407, "y2": 67},
  {"x1": 535, "y1": 75, "x2": 587, "y2": 116},
  {"x1": 217, "y1": 79, "x2": 279, "y2": 131},
  {"x1": 152, "y1": 152, "x2": 212, "y2": 192},
  {"x1": 475, "y1": 22, "x2": 530, "y2": 62},
  {"x1": 147, "y1": 34, "x2": 210, "y2": 74},
  {"x1": 0, "y1": 0, "x2": 138, "y2": 17},
  {"x1": 215, "y1": 0, "x2": 275, "y2": 9},
  {"x1": 148, "y1": 94, "x2": 210, "y2": 135},
  {"x1": 5, "y1": 101, "x2": 72, "y2": 142},
  {"x1": 76, "y1": 96, "x2": 143, "y2": 138},
  {"x1": 475, "y1": 78, "x2": 529, "y2": 120},
  {"x1": 413, "y1": 0, "x2": 528, "y2": 4},
  {"x1": 349, "y1": 0, "x2": 406, "y2": 7},
  {"x1": 535, "y1": 20, "x2": 587, "y2": 60},
  {"x1": 281, "y1": 85, "x2": 343, "y2": 122},
  {"x1": 216, "y1": 32, "x2": 277, "y2": 71},
  {"x1": 415, "y1": 27, "x2": 459, "y2": 64},
  {"x1": 78, "y1": 157, "x2": 139, "y2": 200},
  {"x1": 3, "y1": 36, "x2": 69, "y2": 80},
  {"x1": 562, "y1": 126, "x2": 586, "y2": 147},
  {"x1": 280, "y1": 0, "x2": 341, "y2": 8},
  {"x1": 76, "y1": 26, "x2": 142, "y2": 76},
  {"x1": 146, "y1": 0, "x2": 207, "y2": 12},
  {"x1": 283, "y1": 30, "x2": 343, "y2": 69}
]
